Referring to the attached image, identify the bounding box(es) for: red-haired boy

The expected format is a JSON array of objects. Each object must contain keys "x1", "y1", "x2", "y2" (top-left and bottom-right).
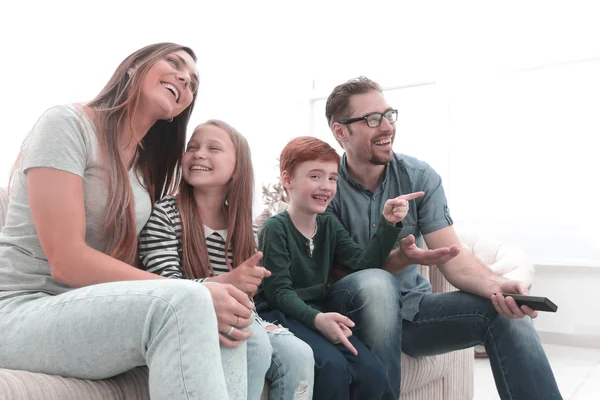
[{"x1": 257, "y1": 136, "x2": 423, "y2": 400}]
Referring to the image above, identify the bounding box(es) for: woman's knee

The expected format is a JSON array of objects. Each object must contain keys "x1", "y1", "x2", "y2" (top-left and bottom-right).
[{"x1": 140, "y1": 280, "x2": 217, "y2": 330}]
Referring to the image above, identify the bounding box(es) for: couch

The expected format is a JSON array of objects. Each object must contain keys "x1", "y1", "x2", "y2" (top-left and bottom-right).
[{"x1": 1, "y1": 183, "x2": 540, "y2": 399}]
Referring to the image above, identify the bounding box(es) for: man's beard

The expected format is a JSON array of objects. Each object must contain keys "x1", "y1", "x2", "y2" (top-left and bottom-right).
[{"x1": 369, "y1": 148, "x2": 393, "y2": 165}]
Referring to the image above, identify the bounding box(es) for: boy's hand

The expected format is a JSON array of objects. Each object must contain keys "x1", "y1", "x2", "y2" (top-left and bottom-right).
[
  {"x1": 213, "y1": 252, "x2": 271, "y2": 295},
  {"x1": 383, "y1": 191, "x2": 425, "y2": 225},
  {"x1": 314, "y1": 312, "x2": 358, "y2": 355}
]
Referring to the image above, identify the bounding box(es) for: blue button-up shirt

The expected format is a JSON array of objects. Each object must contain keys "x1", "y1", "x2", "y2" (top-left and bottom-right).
[{"x1": 327, "y1": 152, "x2": 454, "y2": 320}]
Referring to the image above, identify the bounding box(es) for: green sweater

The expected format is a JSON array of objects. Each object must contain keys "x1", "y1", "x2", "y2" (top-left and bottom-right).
[{"x1": 258, "y1": 211, "x2": 402, "y2": 329}]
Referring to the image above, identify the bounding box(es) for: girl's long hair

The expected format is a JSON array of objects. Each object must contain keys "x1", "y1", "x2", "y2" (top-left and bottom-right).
[
  {"x1": 177, "y1": 120, "x2": 255, "y2": 279},
  {"x1": 84, "y1": 43, "x2": 199, "y2": 266}
]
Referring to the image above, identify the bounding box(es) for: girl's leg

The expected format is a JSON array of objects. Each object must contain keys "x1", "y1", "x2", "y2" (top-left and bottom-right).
[
  {"x1": 0, "y1": 279, "x2": 246, "y2": 400},
  {"x1": 265, "y1": 326, "x2": 314, "y2": 400},
  {"x1": 245, "y1": 317, "x2": 273, "y2": 400}
]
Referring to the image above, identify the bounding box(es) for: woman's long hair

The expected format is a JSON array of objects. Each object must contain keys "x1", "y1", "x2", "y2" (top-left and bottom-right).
[
  {"x1": 87, "y1": 42, "x2": 198, "y2": 265},
  {"x1": 177, "y1": 120, "x2": 255, "y2": 279}
]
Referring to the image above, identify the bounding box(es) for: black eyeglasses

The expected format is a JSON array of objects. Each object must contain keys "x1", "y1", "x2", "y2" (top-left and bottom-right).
[{"x1": 338, "y1": 109, "x2": 398, "y2": 128}]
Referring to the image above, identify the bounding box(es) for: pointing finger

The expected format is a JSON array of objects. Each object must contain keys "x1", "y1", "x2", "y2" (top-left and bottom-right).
[
  {"x1": 399, "y1": 191, "x2": 425, "y2": 201},
  {"x1": 340, "y1": 335, "x2": 358, "y2": 356},
  {"x1": 246, "y1": 252, "x2": 263, "y2": 265},
  {"x1": 249, "y1": 266, "x2": 271, "y2": 279}
]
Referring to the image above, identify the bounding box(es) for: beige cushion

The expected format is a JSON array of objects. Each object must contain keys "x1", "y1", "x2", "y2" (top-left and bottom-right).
[
  {"x1": 458, "y1": 231, "x2": 535, "y2": 287},
  {"x1": 0, "y1": 367, "x2": 149, "y2": 400}
]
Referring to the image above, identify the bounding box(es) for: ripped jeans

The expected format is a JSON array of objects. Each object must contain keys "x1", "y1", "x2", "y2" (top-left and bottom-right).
[{"x1": 248, "y1": 311, "x2": 315, "y2": 400}]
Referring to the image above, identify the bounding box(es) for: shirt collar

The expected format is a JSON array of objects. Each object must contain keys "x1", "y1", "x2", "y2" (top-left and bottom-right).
[
  {"x1": 340, "y1": 153, "x2": 390, "y2": 195},
  {"x1": 204, "y1": 225, "x2": 227, "y2": 240}
]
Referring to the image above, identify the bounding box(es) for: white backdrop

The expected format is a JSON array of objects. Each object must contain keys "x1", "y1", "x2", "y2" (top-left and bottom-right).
[{"x1": 2, "y1": 0, "x2": 599, "y2": 267}]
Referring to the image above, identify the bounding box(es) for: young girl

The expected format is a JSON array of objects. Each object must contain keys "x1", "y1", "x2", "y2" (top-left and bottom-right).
[
  {"x1": 0, "y1": 43, "x2": 251, "y2": 399},
  {"x1": 139, "y1": 120, "x2": 315, "y2": 400}
]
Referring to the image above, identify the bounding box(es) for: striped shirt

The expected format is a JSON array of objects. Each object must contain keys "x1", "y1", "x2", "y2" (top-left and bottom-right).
[{"x1": 138, "y1": 196, "x2": 258, "y2": 281}]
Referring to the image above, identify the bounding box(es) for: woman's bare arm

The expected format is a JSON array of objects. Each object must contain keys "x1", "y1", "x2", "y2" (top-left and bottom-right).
[{"x1": 28, "y1": 167, "x2": 164, "y2": 287}]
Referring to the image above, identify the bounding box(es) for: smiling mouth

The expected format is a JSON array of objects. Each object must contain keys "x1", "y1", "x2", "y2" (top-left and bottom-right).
[
  {"x1": 312, "y1": 195, "x2": 329, "y2": 203},
  {"x1": 161, "y1": 82, "x2": 180, "y2": 103},
  {"x1": 190, "y1": 165, "x2": 211, "y2": 171},
  {"x1": 373, "y1": 138, "x2": 392, "y2": 146}
]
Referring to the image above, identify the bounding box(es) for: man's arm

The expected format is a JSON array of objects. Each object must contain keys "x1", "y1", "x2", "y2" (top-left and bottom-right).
[
  {"x1": 424, "y1": 225, "x2": 538, "y2": 319},
  {"x1": 424, "y1": 226, "x2": 501, "y2": 297}
]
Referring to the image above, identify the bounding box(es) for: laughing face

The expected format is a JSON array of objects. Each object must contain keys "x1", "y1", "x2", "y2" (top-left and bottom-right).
[
  {"x1": 139, "y1": 50, "x2": 199, "y2": 120},
  {"x1": 284, "y1": 160, "x2": 338, "y2": 215},
  {"x1": 182, "y1": 124, "x2": 236, "y2": 190},
  {"x1": 343, "y1": 90, "x2": 396, "y2": 165}
]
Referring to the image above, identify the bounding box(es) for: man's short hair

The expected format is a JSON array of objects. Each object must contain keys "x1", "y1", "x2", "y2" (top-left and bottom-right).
[
  {"x1": 279, "y1": 136, "x2": 340, "y2": 176},
  {"x1": 325, "y1": 76, "x2": 383, "y2": 128}
]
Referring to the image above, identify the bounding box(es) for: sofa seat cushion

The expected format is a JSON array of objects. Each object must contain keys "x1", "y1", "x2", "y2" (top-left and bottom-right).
[
  {"x1": 400, "y1": 352, "x2": 450, "y2": 393},
  {"x1": 0, "y1": 367, "x2": 149, "y2": 400}
]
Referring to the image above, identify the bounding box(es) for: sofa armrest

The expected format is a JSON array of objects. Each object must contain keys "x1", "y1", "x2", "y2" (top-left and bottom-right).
[{"x1": 429, "y1": 265, "x2": 458, "y2": 293}]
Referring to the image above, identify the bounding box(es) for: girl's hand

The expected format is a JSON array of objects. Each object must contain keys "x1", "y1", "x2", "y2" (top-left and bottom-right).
[
  {"x1": 204, "y1": 283, "x2": 254, "y2": 348},
  {"x1": 314, "y1": 312, "x2": 358, "y2": 355},
  {"x1": 221, "y1": 252, "x2": 271, "y2": 295},
  {"x1": 383, "y1": 191, "x2": 425, "y2": 225}
]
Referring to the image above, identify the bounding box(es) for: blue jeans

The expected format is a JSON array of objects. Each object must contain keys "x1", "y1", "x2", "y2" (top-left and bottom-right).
[
  {"x1": 0, "y1": 280, "x2": 248, "y2": 399},
  {"x1": 327, "y1": 269, "x2": 563, "y2": 400},
  {"x1": 258, "y1": 305, "x2": 391, "y2": 400},
  {"x1": 247, "y1": 315, "x2": 314, "y2": 400}
]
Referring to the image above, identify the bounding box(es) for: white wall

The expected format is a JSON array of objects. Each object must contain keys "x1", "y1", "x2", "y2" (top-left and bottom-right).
[{"x1": 533, "y1": 266, "x2": 600, "y2": 348}]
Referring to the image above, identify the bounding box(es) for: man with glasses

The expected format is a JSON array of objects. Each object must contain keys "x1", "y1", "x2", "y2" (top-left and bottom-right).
[{"x1": 323, "y1": 77, "x2": 562, "y2": 399}]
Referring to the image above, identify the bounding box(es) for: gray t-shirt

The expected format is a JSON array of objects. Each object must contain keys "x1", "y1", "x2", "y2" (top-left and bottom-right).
[
  {"x1": 0, "y1": 105, "x2": 152, "y2": 301},
  {"x1": 327, "y1": 153, "x2": 454, "y2": 321}
]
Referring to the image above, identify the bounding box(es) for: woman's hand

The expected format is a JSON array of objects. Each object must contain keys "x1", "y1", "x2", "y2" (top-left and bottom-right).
[{"x1": 203, "y1": 283, "x2": 254, "y2": 348}]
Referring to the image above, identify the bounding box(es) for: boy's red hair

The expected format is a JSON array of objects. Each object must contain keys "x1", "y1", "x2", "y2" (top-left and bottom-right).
[{"x1": 279, "y1": 136, "x2": 340, "y2": 175}]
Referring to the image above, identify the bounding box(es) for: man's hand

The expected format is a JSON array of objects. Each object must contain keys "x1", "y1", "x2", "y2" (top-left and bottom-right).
[
  {"x1": 382, "y1": 192, "x2": 425, "y2": 225},
  {"x1": 203, "y1": 283, "x2": 254, "y2": 348},
  {"x1": 211, "y1": 252, "x2": 271, "y2": 295},
  {"x1": 314, "y1": 312, "x2": 358, "y2": 355},
  {"x1": 491, "y1": 280, "x2": 538, "y2": 320},
  {"x1": 383, "y1": 234, "x2": 461, "y2": 273}
]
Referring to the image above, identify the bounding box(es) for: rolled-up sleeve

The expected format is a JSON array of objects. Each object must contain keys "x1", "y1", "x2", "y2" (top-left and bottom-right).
[{"x1": 416, "y1": 165, "x2": 453, "y2": 235}]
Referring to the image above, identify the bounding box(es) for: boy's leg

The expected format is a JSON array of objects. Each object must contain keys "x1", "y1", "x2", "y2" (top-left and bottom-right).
[
  {"x1": 259, "y1": 308, "x2": 350, "y2": 400},
  {"x1": 326, "y1": 269, "x2": 402, "y2": 399},
  {"x1": 340, "y1": 335, "x2": 391, "y2": 400},
  {"x1": 244, "y1": 318, "x2": 273, "y2": 400},
  {"x1": 0, "y1": 280, "x2": 245, "y2": 400},
  {"x1": 403, "y1": 291, "x2": 563, "y2": 400}
]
